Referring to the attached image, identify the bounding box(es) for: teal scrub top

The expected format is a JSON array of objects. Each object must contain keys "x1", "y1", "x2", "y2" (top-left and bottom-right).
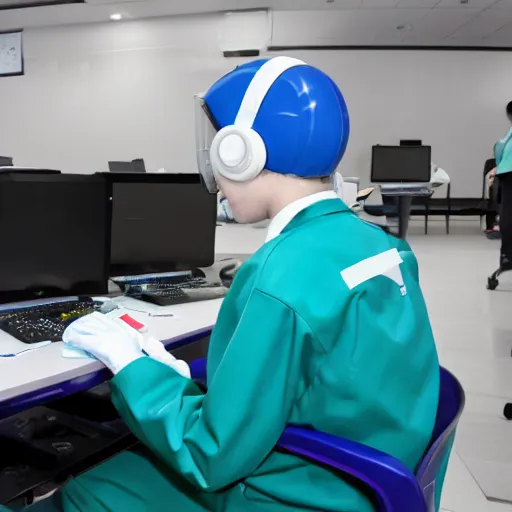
[
  {"x1": 61, "y1": 198, "x2": 440, "y2": 512},
  {"x1": 495, "y1": 127, "x2": 512, "y2": 175}
]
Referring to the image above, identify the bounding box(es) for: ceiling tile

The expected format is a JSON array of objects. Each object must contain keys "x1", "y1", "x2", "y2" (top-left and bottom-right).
[
  {"x1": 409, "y1": 7, "x2": 480, "y2": 38},
  {"x1": 271, "y1": 8, "x2": 429, "y2": 46},
  {"x1": 450, "y1": 8, "x2": 512, "y2": 37},
  {"x1": 436, "y1": 0, "x2": 497, "y2": 7},
  {"x1": 486, "y1": 19, "x2": 512, "y2": 40},
  {"x1": 482, "y1": 21, "x2": 512, "y2": 44},
  {"x1": 360, "y1": 0, "x2": 401, "y2": 8},
  {"x1": 491, "y1": 0, "x2": 512, "y2": 7},
  {"x1": 397, "y1": 0, "x2": 440, "y2": 6},
  {"x1": 400, "y1": 35, "x2": 443, "y2": 44},
  {"x1": 270, "y1": 0, "x2": 363, "y2": 8}
]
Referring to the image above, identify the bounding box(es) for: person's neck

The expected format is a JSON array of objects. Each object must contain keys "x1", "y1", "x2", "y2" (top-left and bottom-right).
[{"x1": 267, "y1": 184, "x2": 332, "y2": 220}]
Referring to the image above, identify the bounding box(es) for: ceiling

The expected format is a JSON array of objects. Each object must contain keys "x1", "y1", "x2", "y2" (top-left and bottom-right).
[{"x1": 2, "y1": 0, "x2": 512, "y2": 47}]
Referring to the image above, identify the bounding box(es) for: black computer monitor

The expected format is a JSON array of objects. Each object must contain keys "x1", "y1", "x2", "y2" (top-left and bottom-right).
[
  {"x1": 108, "y1": 161, "x2": 137, "y2": 173},
  {"x1": 0, "y1": 174, "x2": 110, "y2": 303},
  {"x1": 105, "y1": 173, "x2": 217, "y2": 276},
  {"x1": 371, "y1": 145, "x2": 431, "y2": 183}
]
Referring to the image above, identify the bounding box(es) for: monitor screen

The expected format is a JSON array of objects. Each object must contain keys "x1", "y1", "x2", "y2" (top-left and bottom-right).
[
  {"x1": 0, "y1": 174, "x2": 110, "y2": 303},
  {"x1": 108, "y1": 173, "x2": 217, "y2": 276},
  {"x1": 371, "y1": 145, "x2": 431, "y2": 183}
]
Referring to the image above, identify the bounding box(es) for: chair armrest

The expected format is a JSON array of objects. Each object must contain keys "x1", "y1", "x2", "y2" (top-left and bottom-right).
[
  {"x1": 190, "y1": 358, "x2": 207, "y2": 383},
  {"x1": 278, "y1": 427, "x2": 427, "y2": 512}
]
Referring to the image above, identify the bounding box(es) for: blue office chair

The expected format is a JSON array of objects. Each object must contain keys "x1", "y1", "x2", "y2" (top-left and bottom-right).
[{"x1": 191, "y1": 361, "x2": 465, "y2": 512}]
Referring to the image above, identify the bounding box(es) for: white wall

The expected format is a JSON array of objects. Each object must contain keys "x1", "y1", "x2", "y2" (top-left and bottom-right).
[{"x1": 0, "y1": 12, "x2": 510, "y2": 196}]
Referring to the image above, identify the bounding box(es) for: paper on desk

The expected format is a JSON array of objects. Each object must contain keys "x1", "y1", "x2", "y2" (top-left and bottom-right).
[
  {"x1": 108, "y1": 296, "x2": 178, "y2": 318},
  {"x1": 61, "y1": 345, "x2": 93, "y2": 360}
]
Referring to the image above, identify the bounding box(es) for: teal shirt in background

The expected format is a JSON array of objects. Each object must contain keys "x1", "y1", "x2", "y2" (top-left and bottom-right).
[
  {"x1": 495, "y1": 127, "x2": 512, "y2": 175},
  {"x1": 56, "y1": 199, "x2": 440, "y2": 512}
]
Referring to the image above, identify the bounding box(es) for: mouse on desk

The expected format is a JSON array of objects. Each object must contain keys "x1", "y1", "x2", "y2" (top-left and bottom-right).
[{"x1": 219, "y1": 261, "x2": 242, "y2": 288}]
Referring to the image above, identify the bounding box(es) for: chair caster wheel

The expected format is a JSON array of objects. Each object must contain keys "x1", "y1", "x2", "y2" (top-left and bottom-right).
[
  {"x1": 504, "y1": 403, "x2": 512, "y2": 420},
  {"x1": 488, "y1": 276, "x2": 499, "y2": 290}
]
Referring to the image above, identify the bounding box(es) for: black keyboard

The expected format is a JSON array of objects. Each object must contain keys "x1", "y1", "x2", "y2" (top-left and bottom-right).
[
  {"x1": 125, "y1": 277, "x2": 228, "y2": 306},
  {"x1": 0, "y1": 298, "x2": 101, "y2": 344}
]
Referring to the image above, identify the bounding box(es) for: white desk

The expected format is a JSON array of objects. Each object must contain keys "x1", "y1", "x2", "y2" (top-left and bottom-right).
[
  {"x1": 0, "y1": 224, "x2": 266, "y2": 416},
  {"x1": 0, "y1": 299, "x2": 222, "y2": 407},
  {"x1": 215, "y1": 223, "x2": 267, "y2": 256}
]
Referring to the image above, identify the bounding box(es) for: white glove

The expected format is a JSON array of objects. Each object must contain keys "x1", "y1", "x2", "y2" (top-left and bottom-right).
[
  {"x1": 142, "y1": 335, "x2": 191, "y2": 378},
  {"x1": 63, "y1": 312, "x2": 144, "y2": 374}
]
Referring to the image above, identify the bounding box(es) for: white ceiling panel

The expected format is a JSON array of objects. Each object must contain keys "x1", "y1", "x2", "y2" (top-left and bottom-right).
[
  {"x1": 272, "y1": 8, "x2": 429, "y2": 46},
  {"x1": 0, "y1": 0, "x2": 512, "y2": 47},
  {"x1": 360, "y1": 0, "x2": 401, "y2": 8},
  {"x1": 397, "y1": 0, "x2": 440, "y2": 7},
  {"x1": 0, "y1": 0, "x2": 80, "y2": 5},
  {"x1": 485, "y1": 19, "x2": 512, "y2": 42},
  {"x1": 407, "y1": 7, "x2": 480, "y2": 38},
  {"x1": 489, "y1": 0, "x2": 512, "y2": 7},
  {"x1": 449, "y1": 8, "x2": 512, "y2": 38},
  {"x1": 436, "y1": 0, "x2": 498, "y2": 7},
  {"x1": 85, "y1": 0, "x2": 142, "y2": 4},
  {"x1": 270, "y1": 0, "x2": 363, "y2": 9}
]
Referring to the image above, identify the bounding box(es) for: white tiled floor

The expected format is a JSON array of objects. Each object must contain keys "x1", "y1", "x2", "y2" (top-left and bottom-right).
[{"x1": 406, "y1": 221, "x2": 512, "y2": 512}]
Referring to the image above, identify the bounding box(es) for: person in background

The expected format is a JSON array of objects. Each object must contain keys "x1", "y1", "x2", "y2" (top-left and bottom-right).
[
  {"x1": 493, "y1": 102, "x2": 512, "y2": 267},
  {"x1": 484, "y1": 158, "x2": 500, "y2": 240},
  {"x1": 28, "y1": 57, "x2": 441, "y2": 512}
]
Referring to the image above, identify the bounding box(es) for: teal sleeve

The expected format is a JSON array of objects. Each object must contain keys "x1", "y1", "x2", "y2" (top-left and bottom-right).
[
  {"x1": 110, "y1": 289, "x2": 306, "y2": 492},
  {"x1": 495, "y1": 141, "x2": 504, "y2": 165}
]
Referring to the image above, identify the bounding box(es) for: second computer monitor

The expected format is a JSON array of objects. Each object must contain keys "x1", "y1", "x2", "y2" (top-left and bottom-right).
[
  {"x1": 108, "y1": 174, "x2": 217, "y2": 276},
  {"x1": 371, "y1": 145, "x2": 431, "y2": 183},
  {"x1": 0, "y1": 173, "x2": 110, "y2": 302}
]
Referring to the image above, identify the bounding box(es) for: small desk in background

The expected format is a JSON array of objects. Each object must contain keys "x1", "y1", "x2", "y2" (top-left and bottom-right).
[{"x1": 380, "y1": 184, "x2": 433, "y2": 239}]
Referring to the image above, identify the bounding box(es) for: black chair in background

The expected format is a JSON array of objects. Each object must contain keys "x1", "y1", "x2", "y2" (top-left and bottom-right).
[
  {"x1": 108, "y1": 159, "x2": 146, "y2": 173},
  {"x1": 411, "y1": 183, "x2": 451, "y2": 235},
  {"x1": 132, "y1": 158, "x2": 146, "y2": 173},
  {"x1": 0, "y1": 156, "x2": 13, "y2": 167}
]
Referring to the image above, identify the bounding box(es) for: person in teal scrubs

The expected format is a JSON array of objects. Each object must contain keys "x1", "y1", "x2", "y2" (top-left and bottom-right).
[
  {"x1": 27, "y1": 57, "x2": 441, "y2": 512},
  {"x1": 494, "y1": 101, "x2": 512, "y2": 268}
]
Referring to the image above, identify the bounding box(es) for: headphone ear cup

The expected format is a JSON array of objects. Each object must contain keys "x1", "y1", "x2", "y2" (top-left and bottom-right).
[
  {"x1": 210, "y1": 126, "x2": 267, "y2": 182},
  {"x1": 244, "y1": 129, "x2": 267, "y2": 181}
]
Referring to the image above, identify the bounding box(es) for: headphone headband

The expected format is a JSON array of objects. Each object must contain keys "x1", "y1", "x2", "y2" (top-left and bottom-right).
[{"x1": 234, "y1": 56, "x2": 307, "y2": 130}]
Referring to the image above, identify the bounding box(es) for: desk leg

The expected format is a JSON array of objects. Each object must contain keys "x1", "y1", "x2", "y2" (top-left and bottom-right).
[{"x1": 398, "y1": 196, "x2": 412, "y2": 239}]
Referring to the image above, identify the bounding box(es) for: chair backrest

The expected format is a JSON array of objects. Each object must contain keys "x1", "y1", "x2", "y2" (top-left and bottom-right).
[
  {"x1": 277, "y1": 367, "x2": 464, "y2": 512},
  {"x1": 0, "y1": 156, "x2": 13, "y2": 167},
  {"x1": 132, "y1": 158, "x2": 146, "y2": 172},
  {"x1": 415, "y1": 367, "x2": 465, "y2": 511}
]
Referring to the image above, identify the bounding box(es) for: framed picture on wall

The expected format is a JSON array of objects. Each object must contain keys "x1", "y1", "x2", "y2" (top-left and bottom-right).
[{"x1": 0, "y1": 30, "x2": 23, "y2": 77}]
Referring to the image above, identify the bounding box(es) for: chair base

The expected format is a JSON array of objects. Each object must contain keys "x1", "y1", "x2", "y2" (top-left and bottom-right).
[
  {"x1": 486, "y1": 266, "x2": 512, "y2": 290},
  {"x1": 487, "y1": 269, "x2": 501, "y2": 290}
]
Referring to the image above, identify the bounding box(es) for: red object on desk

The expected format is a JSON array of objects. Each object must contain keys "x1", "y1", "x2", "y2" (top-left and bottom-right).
[{"x1": 119, "y1": 313, "x2": 145, "y2": 332}]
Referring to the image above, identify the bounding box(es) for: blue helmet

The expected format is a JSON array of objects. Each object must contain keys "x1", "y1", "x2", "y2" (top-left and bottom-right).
[{"x1": 203, "y1": 57, "x2": 350, "y2": 180}]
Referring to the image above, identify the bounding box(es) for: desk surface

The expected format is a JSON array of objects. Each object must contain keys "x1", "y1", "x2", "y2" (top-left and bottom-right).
[
  {"x1": 0, "y1": 298, "x2": 222, "y2": 405},
  {"x1": 0, "y1": 225, "x2": 267, "y2": 412}
]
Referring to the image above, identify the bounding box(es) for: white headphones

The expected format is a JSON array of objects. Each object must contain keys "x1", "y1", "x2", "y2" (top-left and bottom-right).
[{"x1": 210, "y1": 56, "x2": 307, "y2": 183}]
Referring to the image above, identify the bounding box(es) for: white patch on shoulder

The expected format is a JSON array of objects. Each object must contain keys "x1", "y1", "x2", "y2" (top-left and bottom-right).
[{"x1": 340, "y1": 248, "x2": 407, "y2": 296}]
